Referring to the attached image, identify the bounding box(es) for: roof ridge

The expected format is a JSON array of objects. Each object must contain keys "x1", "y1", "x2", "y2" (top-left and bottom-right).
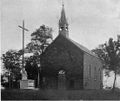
[
  {"x1": 48, "y1": 34, "x2": 99, "y2": 58},
  {"x1": 65, "y1": 37, "x2": 98, "y2": 58}
]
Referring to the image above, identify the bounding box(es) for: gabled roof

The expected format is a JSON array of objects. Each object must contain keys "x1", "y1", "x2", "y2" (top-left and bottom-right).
[
  {"x1": 67, "y1": 38, "x2": 98, "y2": 58},
  {"x1": 52, "y1": 34, "x2": 98, "y2": 58},
  {"x1": 44, "y1": 34, "x2": 98, "y2": 59}
]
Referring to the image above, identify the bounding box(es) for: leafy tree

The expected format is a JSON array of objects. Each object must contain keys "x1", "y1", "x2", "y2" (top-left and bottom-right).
[
  {"x1": 24, "y1": 56, "x2": 38, "y2": 87},
  {"x1": 25, "y1": 56, "x2": 38, "y2": 79},
  {"x1": 92, "y1": 36, "x2": 120, "y2": 91},
  {"x1": 26, "y1": 25, "x2": 53, "y2": 55},
  {"x1": 25, "y1": 25, "x2": 53, "y2": 87},
  {"x1": 1, "y1": 25, "x2": 53, "y2": 88},
  {"x1": 2, "y1": 50, "x2": 21, "y2": 70},
  {"x1": 25, "y1": 24, "x2": 53, "y2": 67},
  {"x1": 2, "y1": 50, "x2": 22, "y2": 88}
]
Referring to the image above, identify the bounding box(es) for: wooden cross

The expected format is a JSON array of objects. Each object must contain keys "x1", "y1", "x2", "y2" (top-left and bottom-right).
[{"x1": 18, "y1": 20, "x2": 29, "y2": 69}]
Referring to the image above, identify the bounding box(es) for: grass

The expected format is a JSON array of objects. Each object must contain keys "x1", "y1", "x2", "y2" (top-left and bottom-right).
[{"x1": 1, "y1": 89, "x2": 120, "y2": 100}]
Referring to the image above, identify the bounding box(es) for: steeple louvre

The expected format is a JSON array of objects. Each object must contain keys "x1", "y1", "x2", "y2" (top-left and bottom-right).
[{"x1": 59, "y1": 4, "x2": 69, "y2": 37}]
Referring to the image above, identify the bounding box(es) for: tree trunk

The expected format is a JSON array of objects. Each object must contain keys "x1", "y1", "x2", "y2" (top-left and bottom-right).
[{"x1": 112, "y1": 70, "x2": 117, "y2": 92}]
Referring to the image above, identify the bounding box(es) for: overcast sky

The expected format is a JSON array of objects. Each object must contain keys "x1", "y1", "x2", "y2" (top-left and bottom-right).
[{"x1": 1, "y1": 0, "x2": 120, "y2": 54}]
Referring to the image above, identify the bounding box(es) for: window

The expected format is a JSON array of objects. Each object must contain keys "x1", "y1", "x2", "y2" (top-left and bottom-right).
[
  {"x1": 89, "y1": 65, "x2": 91, "y2": 78},
  {"x1": 94, "y1": 67, "x2": 97, "y2": 81},
  {"x1": 98, "y1": 68, "x2": 101, "y2": 80}
]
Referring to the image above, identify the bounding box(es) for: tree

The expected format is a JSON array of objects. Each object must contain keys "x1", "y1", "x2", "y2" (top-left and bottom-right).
[
  {"x1": 2, "y1": 50, "x2": 21, "y2": 70},
  {"x1": 25, "y1": 25, "x2": 53, "y2": 87},
  {"x1": 24, "y1": 56, "x2": 38, "y2": 87},
  {"x1": 92, "y1": 36, "x2": 120, "y2": 91},
  {"x1": 25, "y1": 24, "x2": 53, "y2": 67},
  {"x1": 1, "y1": 25, "x2": 53, "y2": 88},
  {"x1": 26, "y1": 25, "x2": 53, "y2": 55},
  {"x1": 2, "y1": 50, "x2": 22, "y2": 88}
]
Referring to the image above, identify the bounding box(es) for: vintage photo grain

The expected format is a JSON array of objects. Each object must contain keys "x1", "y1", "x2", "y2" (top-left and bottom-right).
[{"x1": 1, "y1": 0, "x2": 120, "y2": 100}]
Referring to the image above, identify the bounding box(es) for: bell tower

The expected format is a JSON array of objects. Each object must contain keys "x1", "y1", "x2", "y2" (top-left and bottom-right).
[{"x1": 59, "y1": 4, "x2": 69, "y2": 37}]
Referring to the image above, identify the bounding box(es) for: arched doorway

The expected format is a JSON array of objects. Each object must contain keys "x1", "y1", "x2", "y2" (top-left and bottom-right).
[{"x1": 58, "y1": 70, "x2": 66, "y2": 89}]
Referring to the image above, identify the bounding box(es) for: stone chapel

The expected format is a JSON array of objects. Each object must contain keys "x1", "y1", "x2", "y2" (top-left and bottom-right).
[{"x1": 40, "y1": 4, "x2": 103, "y2": 90}]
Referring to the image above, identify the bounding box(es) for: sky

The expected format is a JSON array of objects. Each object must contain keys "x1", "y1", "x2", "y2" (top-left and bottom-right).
[
  {"x1": 1, "y1": 0, "x2": 120, "y2": 88},
  {"x1": 1, "y1": 0, "x2": 120, "y2": 54}
]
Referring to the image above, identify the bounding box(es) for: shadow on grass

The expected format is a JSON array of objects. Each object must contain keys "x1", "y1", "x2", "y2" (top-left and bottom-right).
[{"x1": 1, "y1": 89, "x2": 120, "y2": 100}]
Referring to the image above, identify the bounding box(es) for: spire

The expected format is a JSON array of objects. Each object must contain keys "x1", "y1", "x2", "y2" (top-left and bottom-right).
[{"x1": 59, "y1": 3, "x2": 69, "y2": 37}]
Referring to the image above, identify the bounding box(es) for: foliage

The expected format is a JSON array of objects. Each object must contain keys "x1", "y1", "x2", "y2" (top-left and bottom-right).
[
  {"x1": 25, "y1": 24, "x2": 53, "y2": 68},
  {"x1": 1, "y1": 50, "x2": 22, "y2": 87},
  {"x1": 2, "y1": 50, "x2": 21, "y2": 70},
  {"x1": 1, "y1": 25, "x2": 53, "y2": 88},
  {"x1": 2, "y1": 89, "x2": 120, "y2": 100},
  {"x1": 25, "y1": 25, "x2": 53, "y2": 86},
  {"x1": 92, "y1": 37, "x2": 120, "y2": 72},
  {"x1": 92, "y1": 36, "x2": 120, "y2": 90},
  {"x1": 25, "y1": 56, "x2": 38, "y2": 80},
  {"x1": 26, "y1": 25, "x2": 53, "y2": 55}
]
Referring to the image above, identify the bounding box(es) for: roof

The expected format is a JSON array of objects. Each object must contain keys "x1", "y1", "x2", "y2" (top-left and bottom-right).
[
  {"x1": 65, "y1": 36, "x2": 99, "y2": 58},
  {"x1": 59, "y1": 4, "x2": 68, "y2": 26},
  {"x1": 45, "y1": 34, "x2": 99, "y2": 59}
]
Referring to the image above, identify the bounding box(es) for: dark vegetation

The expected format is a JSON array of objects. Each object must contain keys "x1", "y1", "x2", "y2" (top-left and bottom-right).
[
  {"x1": 1, "y1": 25, "x2": 53, "y2": 88},
  {"x1": 92, "y1": 36, "x2": 120, "y2": 91},
  {"x1": 1, "y1": 89, "x2": 120, "y2": 100}
]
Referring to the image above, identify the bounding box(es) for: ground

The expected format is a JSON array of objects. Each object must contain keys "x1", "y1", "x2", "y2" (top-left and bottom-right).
[{"x1": 1, "y1": 89, "x2": 120, "y2": 100}]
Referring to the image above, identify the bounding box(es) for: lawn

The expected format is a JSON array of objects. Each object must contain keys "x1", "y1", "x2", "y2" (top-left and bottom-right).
[{"x1": 1, "y1": 89, "x2": 120, "y2": 100}]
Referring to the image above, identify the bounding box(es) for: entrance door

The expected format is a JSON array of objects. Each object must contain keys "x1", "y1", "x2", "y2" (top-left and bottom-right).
[{"x1": 58, "y1": 70, "x2": 66, "y2": 89}]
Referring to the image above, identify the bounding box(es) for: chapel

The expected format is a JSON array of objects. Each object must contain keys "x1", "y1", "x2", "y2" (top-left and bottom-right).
[{"x1": 40, "y1": 4, "x2": 103, "y2": 90}]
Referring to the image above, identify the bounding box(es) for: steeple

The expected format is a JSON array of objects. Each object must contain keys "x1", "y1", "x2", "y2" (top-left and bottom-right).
[{"x1": 59, "y1": 3, "x2": 69, "y2": 37}]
